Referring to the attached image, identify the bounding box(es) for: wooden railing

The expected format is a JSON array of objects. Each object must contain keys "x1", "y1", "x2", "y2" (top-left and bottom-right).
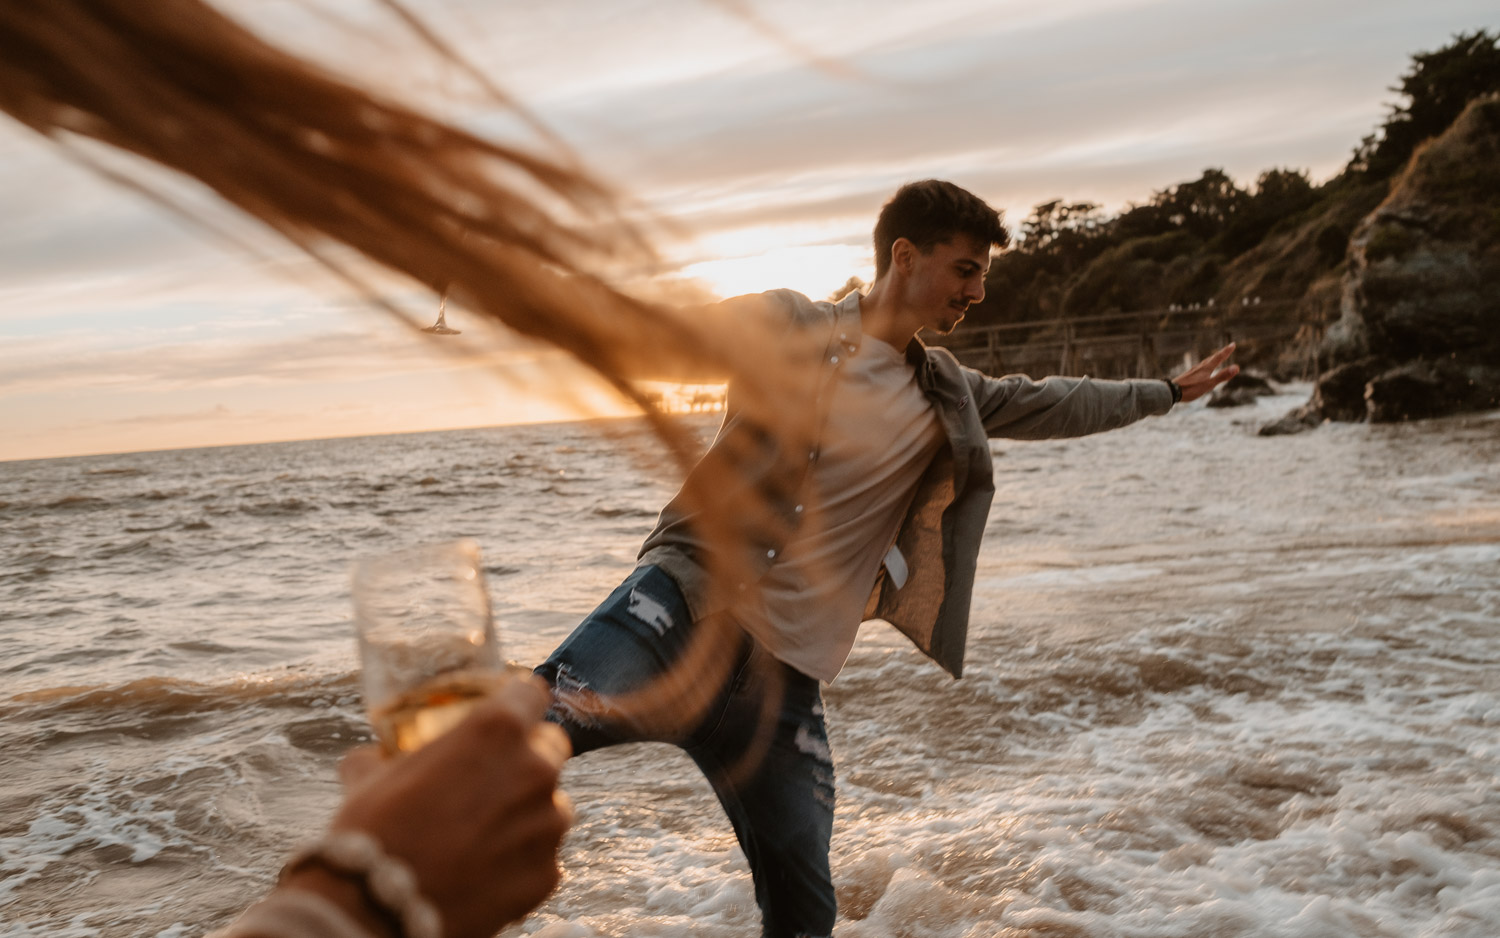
[{"x1": 932, "y1": 301, "x2": 1323, "y2": 379}]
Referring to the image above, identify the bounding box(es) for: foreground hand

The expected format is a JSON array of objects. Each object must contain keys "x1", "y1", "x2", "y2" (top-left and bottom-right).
[
  {"x1": 319, "y1": 677, "x2": 573, "y2": 938},
  {"x1": 1173, "y1": 343, "x2": 1240, "y2": 403}
]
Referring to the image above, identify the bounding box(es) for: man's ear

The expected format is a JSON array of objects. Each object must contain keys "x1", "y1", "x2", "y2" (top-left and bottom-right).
[{"x1": 890, "y1": 237, "x2": 915, "y2": 276}]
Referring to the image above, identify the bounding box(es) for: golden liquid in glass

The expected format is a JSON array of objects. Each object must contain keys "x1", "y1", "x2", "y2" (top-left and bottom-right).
[{"x1": 370, "y1": 670, "x2": 504, "y2": 753}]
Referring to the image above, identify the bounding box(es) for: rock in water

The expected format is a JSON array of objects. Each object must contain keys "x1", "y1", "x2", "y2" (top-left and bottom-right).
[
  {"x1": 1366, "y1": 359, "x2": 1500, "y2": 422},
  {"x1": 1207, "y1": 369, "x2": 1277, "y2": 408},
  {"x1": 1257, "y1": 405, "x2": 1319, "y2": 436},
  {"x1": 1315, "y1": 359, "x2": 1392, "y2": 422},
  {"x1": 1264, "y1": 94, "x2": 1500, "y2": 431}
]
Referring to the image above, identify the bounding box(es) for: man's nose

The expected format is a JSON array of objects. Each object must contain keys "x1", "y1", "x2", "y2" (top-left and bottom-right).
[{"x1": 968, "y1": 278, "x2": 985, "y2": 303}]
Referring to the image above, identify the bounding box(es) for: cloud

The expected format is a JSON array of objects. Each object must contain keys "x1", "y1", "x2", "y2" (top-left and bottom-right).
[
  {"x1": 0, "y1": 311, "x2": 563, "y2": 397},
  {"x1": 554, "y1": 0, "x2": 1487, "y2": 221},
  {"x1": 0, "y1": 133, "x2": 290, "y2": 297},
  {"x1": 89, "y1": 402, "x2": 235, "y2": 429}
]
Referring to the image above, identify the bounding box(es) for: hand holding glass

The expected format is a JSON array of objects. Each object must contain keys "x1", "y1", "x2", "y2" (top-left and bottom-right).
[{"x1": 352, "y1": 539, "x2": 506, "y2": 753}]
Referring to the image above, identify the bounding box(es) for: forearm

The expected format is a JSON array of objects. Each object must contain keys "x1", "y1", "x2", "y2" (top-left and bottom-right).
[{"x1": 977, "y1": 373, "x2": 1174, "y2": 439}]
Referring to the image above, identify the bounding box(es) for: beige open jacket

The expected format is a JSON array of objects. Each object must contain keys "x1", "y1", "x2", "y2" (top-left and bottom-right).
[{"x1": 640, "y1": 289, "x2": 1174, "y2": 679}]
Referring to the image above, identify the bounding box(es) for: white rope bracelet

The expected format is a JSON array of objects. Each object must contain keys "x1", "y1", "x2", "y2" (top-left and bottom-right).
[{"x1": 280, "y1": 830, "x2": 442, "y2": 938}]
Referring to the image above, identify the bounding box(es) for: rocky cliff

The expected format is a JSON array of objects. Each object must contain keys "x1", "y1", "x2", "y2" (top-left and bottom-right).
[{"x1": 1264, "y1": 94, "x2": 1500, "y2": 432}]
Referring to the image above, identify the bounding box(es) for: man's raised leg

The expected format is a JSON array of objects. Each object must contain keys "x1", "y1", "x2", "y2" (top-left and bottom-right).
[{"x1": 534, "y1": 564, "x2": 716, "y2": 753}]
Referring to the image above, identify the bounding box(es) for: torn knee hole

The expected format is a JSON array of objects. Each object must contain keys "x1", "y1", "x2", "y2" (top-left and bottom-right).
[{"x1": 547, "y1": 664, "x2": 611, "y2": 729}]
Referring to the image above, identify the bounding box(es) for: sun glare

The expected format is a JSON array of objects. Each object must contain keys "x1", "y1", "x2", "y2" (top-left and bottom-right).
[{"x1": 681, "y1": 244, "x2": 873, "y2": 301}]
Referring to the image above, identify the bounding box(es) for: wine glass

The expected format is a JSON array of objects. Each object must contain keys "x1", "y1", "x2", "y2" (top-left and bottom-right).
[{"x1": 351, "y1": 539, "x2": 505, "y2": 753}]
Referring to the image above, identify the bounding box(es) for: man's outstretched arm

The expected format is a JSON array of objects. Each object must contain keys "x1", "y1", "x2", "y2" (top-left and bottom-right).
[{"x1": 970, "y1": 343, "x2": 1239, "y2": 439}]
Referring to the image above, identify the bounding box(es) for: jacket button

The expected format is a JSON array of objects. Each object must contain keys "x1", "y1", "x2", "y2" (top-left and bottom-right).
[
  {"x1": 766, "y1": 549, "x2": 777, "y2": 559},
  {"x1": 830, "y1": 355, "x2": 840, "y2": 364},
  {"x1": 794, "y1": 504, "x2": 804, "y2": 514}
]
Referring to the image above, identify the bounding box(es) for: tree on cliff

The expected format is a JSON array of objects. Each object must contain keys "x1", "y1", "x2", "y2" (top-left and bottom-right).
[
  {"x1": 1352, "y1": 29, "x2": 1500, "y2": 179},
  {"x1": 1018, "y1": 199, "x2": 1105, "y2": 254},
  {"x1": 1216, "y1": 168, "x2": 1319, "y2": 257},
  {"x1": 963, "y1": 30, "x2": 1499, "y2": 338},
  {"x1": 1151, "y1": 168, "x2": 1249, "y2": 239}
]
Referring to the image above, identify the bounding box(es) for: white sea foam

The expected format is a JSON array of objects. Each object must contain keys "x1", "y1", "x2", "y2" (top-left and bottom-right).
[{"x1": 0, "y1": 776, "x2": 182, "y2": 904}]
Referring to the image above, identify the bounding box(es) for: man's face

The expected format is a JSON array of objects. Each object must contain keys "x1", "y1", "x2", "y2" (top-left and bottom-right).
[{"x1": 900, "y1": 235, "x2": 991, "y2": 334}]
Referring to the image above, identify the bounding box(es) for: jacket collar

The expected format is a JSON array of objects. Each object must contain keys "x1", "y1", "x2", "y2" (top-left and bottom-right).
[
  {"x1": 832, "y1": 289, "x2": 864, "y2": 357},
  {"x1": 905, "y1": 333, "x2": 940, "y2": 390}
]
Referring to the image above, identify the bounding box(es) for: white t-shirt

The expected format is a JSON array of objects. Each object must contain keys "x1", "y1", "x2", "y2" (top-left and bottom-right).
[{"x1": 731, "y1": 336, "x2": 943, "y2": 682}]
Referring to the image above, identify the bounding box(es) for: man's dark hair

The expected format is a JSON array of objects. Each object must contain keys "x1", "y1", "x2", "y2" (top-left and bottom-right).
[{"x1": 873, "y1": 180, "x2": 1009, "y2": 279}]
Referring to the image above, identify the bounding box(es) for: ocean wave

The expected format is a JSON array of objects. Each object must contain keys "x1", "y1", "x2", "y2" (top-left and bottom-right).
[
  {"x1": 0, "y1": 565, "x2": 54, "y2": 583},
  {"x1": 123, "y1": 522, "x2": 176, "y2": 534},
  {"x1": 284, "y1": 713, "x2": 373, "y2": 753},
  {"x1": 99, "y1": 626, "x2": 148, "y2": 640},
  {"x1": 95, "y1": 536, "x2": 168, "y2": 560},
  {"x1": 3, "y1": 672, "x2": 359, "y2": 724},
  {"x1": 45, "y1": 495, "x2": 106, "y2": 510},
  {"x1": 165, "y1": 640, "x2": 243, "y2": 655},
  {"x1": 592, "y1": 505, "x2": 655, "y2": 519},
  {"x1": 6, "y1": 488, "x2": 193, "y2": 516},
  {"x1": 238, "y1": 497, "x2": 319, "y2": 516},
  {"x1": 998, "y1": 645, "x2": 1277, "y2": 714},
  {"x1": 9, "y1": 549, "x2": 74, "y2": 565}
]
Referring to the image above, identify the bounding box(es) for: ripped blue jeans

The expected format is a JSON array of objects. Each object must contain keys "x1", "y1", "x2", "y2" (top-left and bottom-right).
[{"x1": 535, "y1": 564, "x2": 836, "y2": 938}]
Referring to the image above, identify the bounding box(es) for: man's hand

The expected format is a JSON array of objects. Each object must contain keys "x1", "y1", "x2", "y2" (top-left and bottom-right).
[
  {"x1": 307, "y1": 677, "x2": 573, "y2": 938},
  {"x1": 1172, "y1": 343, "x2": 1240, "y2": 404}
]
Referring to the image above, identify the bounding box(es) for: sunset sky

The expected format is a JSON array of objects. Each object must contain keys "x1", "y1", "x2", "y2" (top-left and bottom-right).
[{"x1": 1, "y1": 0, "x2": 1494, "y2": 461}]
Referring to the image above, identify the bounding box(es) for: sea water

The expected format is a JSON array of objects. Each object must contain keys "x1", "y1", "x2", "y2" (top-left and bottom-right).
[{"x1": 3, "y1": 386, "x2": 1499, "y2": 937}]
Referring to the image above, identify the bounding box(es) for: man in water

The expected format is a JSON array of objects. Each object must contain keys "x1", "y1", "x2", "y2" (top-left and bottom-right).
[{"x1": 536, "y1": 179, "x2": 1238, "y2": 938}]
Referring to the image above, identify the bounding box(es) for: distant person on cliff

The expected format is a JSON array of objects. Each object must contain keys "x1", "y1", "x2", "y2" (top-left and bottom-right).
[{"x1": 535, "y1": 179, "x2": 1239, "y2": 938}]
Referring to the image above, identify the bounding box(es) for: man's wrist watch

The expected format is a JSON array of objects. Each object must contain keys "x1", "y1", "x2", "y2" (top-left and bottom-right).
[{"x1": 1165, "y1": 379, "x2": 1183, "y2": 404}]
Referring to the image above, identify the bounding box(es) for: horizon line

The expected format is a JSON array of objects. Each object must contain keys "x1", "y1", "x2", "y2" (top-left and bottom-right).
[{"x1": 0, "y1": 409, "x2": 710, "y2": 466}]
